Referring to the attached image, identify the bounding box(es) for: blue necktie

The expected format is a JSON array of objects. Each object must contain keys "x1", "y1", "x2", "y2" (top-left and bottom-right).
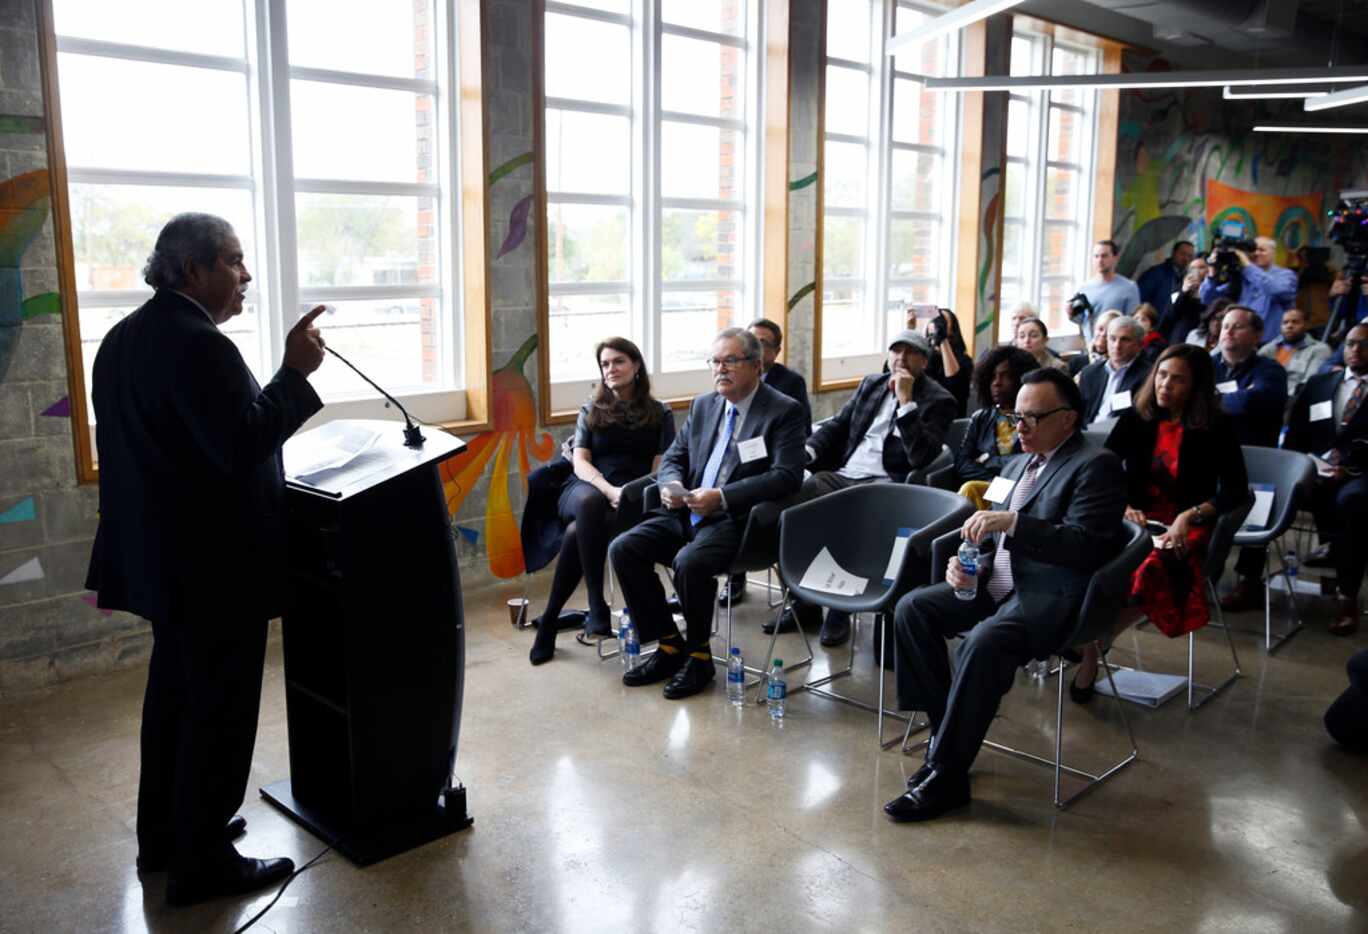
[{"x1": 693, "y1": 404, "x2": 736, "y2": 526}]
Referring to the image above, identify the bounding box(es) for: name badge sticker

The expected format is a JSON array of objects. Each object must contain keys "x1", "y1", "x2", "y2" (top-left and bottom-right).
[
  {"x1": 737, "y1": 436, "x2": 768, "y2": 463},
  {"x1": 1110, "y1": 389, "x2": 1132, "y2": 412},
  {"x1": 1216, "y1": 380, "x2": 1238, "y2": 394},
  {"x1": 984, "y1": 475, "x2": 1016, "y2": 504},
  {"x1": 1309, "y1": 400, "x2": 1333, "y2": 423}
]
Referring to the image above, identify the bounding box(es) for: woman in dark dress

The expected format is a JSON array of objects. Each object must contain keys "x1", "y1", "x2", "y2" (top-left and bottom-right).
[
  {"x1": 923, "y1": 307, "x2": 975, "y2": 416},
  {"x1": 529, "y1": 337, "x2": 674, "y2": 665},
  {"x1": 952, "y1": 346, "x2": 1038, "y2": 509},
  {"x1": 1070, "y1": 343, "x2": 1249, "y2": 701}
]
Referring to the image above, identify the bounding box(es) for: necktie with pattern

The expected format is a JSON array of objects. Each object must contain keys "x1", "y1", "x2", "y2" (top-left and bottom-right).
[
  {"x1": 985, "y1": 455, "x2": 1044, "y2": 602},
  {"x1": 1342, "y1": 377, "x2": 1365, "y2": 429},
  {"x1": 693, "y1": 404, "x2": 736, "y2": 526}
]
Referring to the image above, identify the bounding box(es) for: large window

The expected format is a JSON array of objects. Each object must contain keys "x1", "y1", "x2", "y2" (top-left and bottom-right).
[
  {"x1": 818, "y1": 1, "x2": 960, "y2": 386},
  {"x1": 998, "y1": 30, "x2": 1099, "y2": 339},
  {"x1": 54, "y1": 0, "x2": 466, "y2": 443},
  {"x1": 542, "y1": 0, "x2": 763, "y2": 413}
]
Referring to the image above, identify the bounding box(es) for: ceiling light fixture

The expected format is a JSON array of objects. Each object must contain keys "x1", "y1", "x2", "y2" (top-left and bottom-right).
[
  {"x1": 1223, "y1": 85, "x2": 1329, "y2": 100},
  {"x1": 1304, "y1": 83, "x2": 1368, "y2": 112},
  {"x1": 885, "y1": 0, "x2": 1026, "y2": 54},
  {"x1": 1252, "y1": 125, "x2": 1368, "y2": 135},
  {"x1": 919, "y1": 66, "x2": 1368, "y2": 93}
]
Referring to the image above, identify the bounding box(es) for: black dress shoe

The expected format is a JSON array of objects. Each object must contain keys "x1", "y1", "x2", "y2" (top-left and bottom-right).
[
  {"x1": 582, "y1": 610, "x2": 613, "y2": 639},
  {"x1": 884, "y1": 769, "x2": 970, "y2": 823},
  {"x1": 137, "y1": 816, "x2": 248, "y2": 872},
  {"x1": 623, "y1": 647, "x2": 687, "y2": 686},
  {"x1": 905, "y1": 762, "x2": 933, "y2": 790},
  {"x1": 1069, "y1": 670, "x2": 1097, "y2": 704},
  {"x1": 717, "y1": 573, "x2": 748, "y2": 606},
  {"x1": 166, "y1": 852, "x2": 294, "y2": 907},
  {"x1": 819, "y1": 610, "x2": 851, "y2": 647},
  {"x1": 666, "y1": 594, "x2": 683, "y2": 615},
  {"x1": 1303, "y1": 544, "x2": 1334, "y2": 568},
  {"x1": 662, "y1": 657, "x2": 716, "y2": 699},
  {"x1": 762, "y1": 606, "x2": 798, "y2": 635}
]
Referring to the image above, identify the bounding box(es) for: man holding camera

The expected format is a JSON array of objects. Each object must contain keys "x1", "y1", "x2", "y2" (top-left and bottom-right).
[
  {"x1": 1069, "y1": 240, "x2": 1140, "y2": 340},
  {"x1": 1200, "y1": 236, "x2": 1298, "y2": 344},
  {"x1": 1284, "y1": 322, "x2": 1368, "y2": 636},
  {"x1": 1328, "y1": 272, "x2": 1368, "y2": 333}
]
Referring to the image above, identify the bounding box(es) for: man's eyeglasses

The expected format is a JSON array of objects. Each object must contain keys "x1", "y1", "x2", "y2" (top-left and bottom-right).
[
  {"x1": 705, "y1": 355, "x2": 757, "y2": 370},
  {"x1": 1346, "y1": 338, "x2": 1367, "y2": 350},
  {"x1": 1007, "y1": 407, "x2": 1070, "y2": 430}
]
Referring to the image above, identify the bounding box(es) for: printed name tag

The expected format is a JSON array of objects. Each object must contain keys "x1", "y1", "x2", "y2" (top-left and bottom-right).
[
  {"x1": 976, "y1": 452, "x2": 990, "y2": 464},
  {"x1": 1216, "y1": 380, "x2": 1239, "y2": 394},
  {"x1": 737, "y1": 436, "x2": 768, "y2": 463},
  {"x1": 1309, "y1": 400, "x2": 1333, "y2": 423},
  {"x1": 1110, "y1": 389, "x2": 1132, "y2": 412},
  {"x1": 984, "y1": 475, "x2": 1016, "y2": 504}
]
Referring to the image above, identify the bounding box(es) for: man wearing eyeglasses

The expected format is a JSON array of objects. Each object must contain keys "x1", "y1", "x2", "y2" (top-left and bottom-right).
[
  {"x1": 608, "y1": 328, "x2": 806, "y2": 699},
  {"x1": 1283, "y1": 323, "x2": 1368, "y2": 636},
  {"x1": 758, "y1": 329, "x2": 957, "y2": 647},
  {"x1": 883, "y1": 368, "x2": 1126, "y2": 822}
]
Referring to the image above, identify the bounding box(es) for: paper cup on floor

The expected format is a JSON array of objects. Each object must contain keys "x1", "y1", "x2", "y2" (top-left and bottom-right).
[{"x1": 507, "y1": 598, "x2": 530, "y2": 627}]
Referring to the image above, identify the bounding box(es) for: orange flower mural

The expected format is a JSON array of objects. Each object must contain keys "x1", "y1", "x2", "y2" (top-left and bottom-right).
[{"x1": 440, "y1": 333, "x2": 555, "y2": 578}]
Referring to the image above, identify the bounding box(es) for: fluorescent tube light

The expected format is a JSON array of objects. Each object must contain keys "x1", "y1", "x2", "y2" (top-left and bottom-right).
[
  {"x1": 885, "y1": 0, "x2": 1025, "y2": 54},
  {"x1": 1223, "y1": 85, "x2": 1328, "y2": 100},
  {"x1": 921, "y1": 66, "x2": 1368, "y2": 93},
  {"x1": 1252, "y1": 125, "x2": 1368, "y2": 134},
  {"x1": 1304, "y1": 83, "x2": 1368, "y2": 112}
]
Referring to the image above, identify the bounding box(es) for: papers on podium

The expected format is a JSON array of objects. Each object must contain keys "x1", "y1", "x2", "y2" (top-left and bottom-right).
[{"x1": 286, "y1": 421, "x2": 382, "y2": 478}]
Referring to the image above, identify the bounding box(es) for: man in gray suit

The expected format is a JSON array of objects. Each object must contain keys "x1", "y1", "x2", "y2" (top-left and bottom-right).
[
  {"x1": 884, "y1": 368, "x2": 1126, "y2": 822},
  {"x1": 609, "y1": 328, "x2": 806, "y2": 699}
]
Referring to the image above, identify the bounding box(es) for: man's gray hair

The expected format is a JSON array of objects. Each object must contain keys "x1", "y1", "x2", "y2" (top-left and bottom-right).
[
  {"x1": 714, "y1": 326, "x2": 761, "y2": 361},
  {"x1": 142, "y1": 213, "x2": 236, "y2": 290},
  {"x1": 1107, "y1": 316, "x2": 1146, "y2": 341}
]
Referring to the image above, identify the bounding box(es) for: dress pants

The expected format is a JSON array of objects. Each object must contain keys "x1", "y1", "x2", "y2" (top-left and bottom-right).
[
  {"x1": 892, "y1": 582, "x2": 1073, "y2": 776},
  {"x1": 608, "y1": 511, "x2": 743, "y2": 651},
  {"x1": 138, "y1": 614, "x2": 268, "y2": 873},
  {"x1": 1311, "y1": 474, "x2": 1368, "y2": 598}
]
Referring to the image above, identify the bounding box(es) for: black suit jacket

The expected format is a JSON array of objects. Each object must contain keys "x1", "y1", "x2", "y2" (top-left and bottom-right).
[
  {"x1": 954, "y1": 407, "x2": 1019, "y2": 483},
  {"x1": 1104, "y1": 411, "x2": 1249, "y2": 516},
  {"x1": 1078, "y1": 356, "x2": 1151, "y2": 424},
  {"x1": 807, "y1": 372, "x2": 956, "y2": 482},
  {"x1": 85, "y1": 290, "x2": 323, "y2": 622},
  {"x1": 657, "y1": 381, "x2": 805, "y2": 522},
  {"x1": 763, "y1": 361, "x2": 811, "y2": 434},
  {"x1": 1285, "y1": 369, "x2": 1368, "y2": 461}
]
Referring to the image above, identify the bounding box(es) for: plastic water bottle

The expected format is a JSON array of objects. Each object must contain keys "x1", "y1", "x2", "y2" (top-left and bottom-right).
[
  {"x1": 621, "y1": 612, "x2": 640, "y2": 671},
  {"x1": 955, "y1": 541, "x2": 980, "y2": 601},
  {"x1": 727, "y1": 647, "x2": 745, "y2": 707},
  {"x1": 766, "y1": 659, "x2": 787, "y2": 721},
  {"x1": 616, "y1": 609, "x2": 629, "y2": 661},
  {"x1": 1284, "y1": 549, "x2": 1299, "y2": 586}
]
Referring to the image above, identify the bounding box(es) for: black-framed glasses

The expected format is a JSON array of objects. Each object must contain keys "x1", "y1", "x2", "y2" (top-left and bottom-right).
[
  {"x1": 1007, "y1": 407, "x2": 1069, "y2": 430},
  {"x1": 705, "y1": 355, "x2": 756, "y2": 370}
]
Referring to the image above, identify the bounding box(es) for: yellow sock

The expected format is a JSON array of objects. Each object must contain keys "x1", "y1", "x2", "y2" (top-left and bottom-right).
[{"x1": 689, "y1": 650, "x2": 710, "y2": 661}]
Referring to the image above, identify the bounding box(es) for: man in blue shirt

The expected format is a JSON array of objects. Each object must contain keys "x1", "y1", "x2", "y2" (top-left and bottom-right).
[
  {"x1": 1071, "y1": 239, "x2": 1141, "y2": 340},
  {"x1": 1137, "y1": 240, "x2": 1195, "y2": 322},
  {"x1": 1213, "y1": 305, "x2": 1290, "y2": 612},
  {"x1": 1200, "y1": 236, "x2": 1298, "y2": 344}
]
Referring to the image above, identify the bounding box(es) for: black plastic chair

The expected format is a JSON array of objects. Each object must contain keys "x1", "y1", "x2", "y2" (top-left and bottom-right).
[
  {"x1": 927, "y1": 418, "x2": 972, "y2": 491},
  {"x1": 771, "y1": 483, "x2": 973, "y2": 746},
  {"x1": 925, "y1": 519, "x2": 1150, "y2": 809},
  {"x1": 907, "y1": 445, "x2": 952, "y2": 487},
  {"x1": 1231, "y1": 446, "x2": 1316, "y2": 652}
]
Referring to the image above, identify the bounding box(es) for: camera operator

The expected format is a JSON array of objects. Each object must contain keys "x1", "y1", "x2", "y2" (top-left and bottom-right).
[
  {"x1": 1200, "y1": 236, "x2": 1298, "y2": 345},
  {"x1": 920, "y1": 307, "x2": 974, "y2": 417},
  {"x1": 1069, "y1": 239, "x2": 1140, "y2": 341},
  {"x1": 1137, "y1": 240, "x2": 1195, "y2": 322},
  {"x1": 1328, "y1": 272, "x2": 1368, "y2": 333}
]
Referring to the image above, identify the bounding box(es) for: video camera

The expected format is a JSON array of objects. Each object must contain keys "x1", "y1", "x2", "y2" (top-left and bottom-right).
[
  {"x1": 1209, "y1": 219, "x2": 1257, "y2": 299},
  {"x1": 1328, "y1": 196, "x2": 1368, "y2": 279}
]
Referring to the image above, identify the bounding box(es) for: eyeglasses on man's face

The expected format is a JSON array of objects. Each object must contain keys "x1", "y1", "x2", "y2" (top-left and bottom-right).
[
  {"x1": 705, "y1": 355, "x2": 756, "y2": 370},
  {"x1": 1007, "y1": 406, "x2": 1069, "y2": 430}
]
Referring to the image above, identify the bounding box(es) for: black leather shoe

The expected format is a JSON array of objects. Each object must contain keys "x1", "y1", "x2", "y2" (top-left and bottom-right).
[
  {"x1": 137, "y1": 816, "x2": 248, "y2": 872},
  {"x1": 884, "y1": 769, "x2": 970, "y2": 823},
  {"x1": 582, "y1": 610, "x2": 613, "y2": 639},
  {"x1": 717, "y1": 573, "x2": 747, "y2": 606},
  {"x1": 904, "y1": 762, "x2": 933, "y2": 790},
  {"x1": 1304, "y1": 544, "x2": 1334, "y2": 568},
  {"x1": 623, "y1": 647, "x2": 687, "y2": 686},
  {"x1": 662, "y1": 657, "x2": 716, "y2": 699},
  {"x1": 166, "y1": 852, "x2": 294, "y2": 907},
  {"x1": 666, "y1": 594, "x2": 683, "y2": 615},
  {"x1": 1069, "y1": 670, "x2": 1097, "y2": 704},
  {"x1": 762, "y1": 607, "x2": 797, "y2": 635},
  {"x1": 819, "y1": 610, "x2": 851, "y2": 647}
]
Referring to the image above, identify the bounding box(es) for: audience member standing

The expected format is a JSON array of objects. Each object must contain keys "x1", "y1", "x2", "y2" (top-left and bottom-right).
[
  {"x1": 1077, "y1": 316, "x2": 1151, "y2": 425},
  {"x1": 1258, "y1": 307, "x2": 1330, "y2": 399},
  {"x1": 1160, "y1": 257, "x2": 1209, "y2": 345},
  {"x1": 1200, "y1": 237, "x2": 1299, "y2": 344},
  {"x1": 1071, "y1": 239, "x2": 1141, "y2": 339},
  {"x1": 1137, "y1": 240, "x2": 1195, "y2": 321},
  {"x1": 922, "y1": 308, "x2": 975, "y2": 417}
]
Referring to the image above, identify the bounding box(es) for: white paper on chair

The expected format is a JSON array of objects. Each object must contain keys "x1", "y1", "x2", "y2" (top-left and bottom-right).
[
  {"x1": 800, "y1": 547, "x2": 868, "y2": 596},
  {"x1": 1094, "y1": 669, "x2": 1188, "y2": 708},
  {"x1": 1243, "y1": 484, "x2": 1275, "y2": 531},
  {"x1": 882, "y1": 528, "x2": 916, "y2": 584},
  {"x1": 1310, "y1": 453, "x2": 1337, "y2": 478}
]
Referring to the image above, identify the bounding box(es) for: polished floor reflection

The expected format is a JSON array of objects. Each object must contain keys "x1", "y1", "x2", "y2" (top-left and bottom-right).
[{"x1": 1, "y1": 572, "x2": 1365, "y2": 932}]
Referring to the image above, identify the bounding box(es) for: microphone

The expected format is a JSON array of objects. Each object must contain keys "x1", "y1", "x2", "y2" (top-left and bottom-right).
[{"x1": 322, "y1": 345, "x2": 425, "y2": 447}]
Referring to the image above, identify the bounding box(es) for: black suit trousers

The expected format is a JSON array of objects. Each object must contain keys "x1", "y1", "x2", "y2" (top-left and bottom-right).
[
  {"x1": 137, "y1": 614, "x2": 268, "y2": 873},
  {"x1": 1312, "y1": 474, "x2": 1368, "y2": 597},
  {"x1": 609, "y1": 511, "x2": 743, "y2": 650},
  {"x1": 893, "y1": 582, "x2": 1072, "y2": 776}
]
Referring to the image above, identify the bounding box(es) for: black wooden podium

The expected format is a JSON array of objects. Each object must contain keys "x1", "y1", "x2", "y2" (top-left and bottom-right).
[{"x1": 260, "y1": 419, "x2": 472, "y2": 865}]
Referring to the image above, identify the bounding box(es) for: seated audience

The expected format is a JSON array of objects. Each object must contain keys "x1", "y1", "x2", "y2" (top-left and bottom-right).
[
  {"x1": 1077, "y1": 315, "x2": 1150, "y2": 425},
  {"x1": 1284, "y1": 322, "x2": 1368, "y2": 636},
  {"x1": 764, "y1": 330, "x2": 957, "y2": 646},
  {"x1": 884, "y1": 369, "x2": 1125, "y2": 822},
  {"x1": 1159, "y1": 257, "x2": 1209, "y2": 345},
  {"x1": 1259, "y1": 307, "x2": 1331, "y2": 399},
  {"x1": 1133, "y1": 302, "x2": 1167, "y2": 359},
  {"x1": 1325, "y1": 649, "x2": 1368, "y2": 751},
  {"x1": 526, "y1": 338, "x2": 674, "y2": 665},
  {"x1": 1005, "y1": 302, "x2": 1038, "y2": 343},
  {"x1": 608, "y1": 328, "x2": 805, "y2": 699},
  {"x1": 1015, "y1": 316, "x2": 1070, "y2": 374},
  {"x1": 1071, "y1": 345, "x2": 1249, "y2": 701},
  {"x1": 1081, "y1": 309, "x2": 1122, "y2": 369},
  {"x1": 953, "y1": 347, "x2": 1040, "y2": 509},
  {"x1": 1185, "y1": 297, "x2": 1232, "y2": 351},
  {"x1": 922, "y1": 307, "x2": 974, "y2": 417},
  {"x1": 1213, "y1": 306, "x2": 1290, "y2": 612}
]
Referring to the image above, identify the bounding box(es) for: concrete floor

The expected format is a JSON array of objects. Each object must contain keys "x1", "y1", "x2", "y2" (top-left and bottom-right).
[{"x1": 1, "y1": 571, "x2": 1366, "y2": 933}]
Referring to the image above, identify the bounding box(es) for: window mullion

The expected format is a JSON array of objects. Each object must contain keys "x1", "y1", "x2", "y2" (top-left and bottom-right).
[
  {"x1": 263, "y1": 0, "x2": 298, "y2": 371},
  {"x1": 643, "y1": 0, "x2": 661, "y2": 372},
  {"x1": 871, "y1": 0, "x2": 894, "y2": 343}
]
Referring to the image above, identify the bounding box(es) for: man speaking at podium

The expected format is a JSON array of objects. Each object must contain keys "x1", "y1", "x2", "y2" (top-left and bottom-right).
[{"x1": 86, "y1": 213, "x2": 326, "y2": 906}]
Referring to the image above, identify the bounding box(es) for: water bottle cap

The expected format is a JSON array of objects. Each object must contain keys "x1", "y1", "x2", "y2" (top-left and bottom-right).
[
  {"x1": 730, "y1": 647, "x2": 740, "y2": 655},
  {"x1": 773, "y1": 658, "x2": 783, "y2": 666}
]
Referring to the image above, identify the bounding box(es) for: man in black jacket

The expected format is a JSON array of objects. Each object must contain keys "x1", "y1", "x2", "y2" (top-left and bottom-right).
[
  {"x1": 1285, "y1": 322, "x2": 1368, "y2": 636},
  {"x1": 1077, "y1": 315, "x2": 1150, "y2": 425},
  {"x1": 86, "y1": 214, "x2": 325, "y2": 905},
  {"x1": 759, "y1": 330, "x2": 956, "y2": 646},
  {"x1": 609, "y1": 328, "x2": 806, "y2": 699}
]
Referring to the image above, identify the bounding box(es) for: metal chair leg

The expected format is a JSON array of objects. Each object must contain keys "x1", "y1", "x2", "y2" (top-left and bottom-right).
[
  {"x1": 1260, "y1": 546, "x2": 1305, "y2": 653},
  {"x1": 754, "y1": 595, "x2": 815, "y2": 704},
  {"x1": 1183, "y1": 581, "x2": 1242, "y2": 711}
]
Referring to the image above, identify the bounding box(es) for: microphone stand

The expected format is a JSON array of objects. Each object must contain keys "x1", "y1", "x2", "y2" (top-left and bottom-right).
[{"x1": 324, "y1": 345, "x2": 425, "y2": 447}]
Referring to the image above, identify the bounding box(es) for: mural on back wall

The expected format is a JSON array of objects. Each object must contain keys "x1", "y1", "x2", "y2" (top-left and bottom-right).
[{"x1": 1, "y1": 168, "x2": 60, "y2": 382}]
